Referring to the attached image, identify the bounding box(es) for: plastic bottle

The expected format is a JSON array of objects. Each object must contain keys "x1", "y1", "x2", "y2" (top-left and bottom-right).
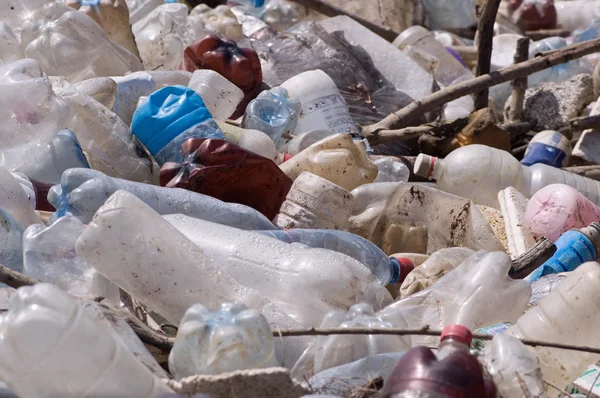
[
  {"x1": 279, "y1": 134, "x2": 378, "y2": 191},
  {"x1": 506, "y1": 261, "x2": 600, "y2": 392},
  {"x1": 169, "y1": 302, "x2": 278, "y2": 379},
  {"x1": 23, "y1": 215, "x2": 119, "y2": 303},
  {"x1": 526, "y1": 223, "x2": 600, "y2": 282},
  {"x1": 256, "y1": 229, "x2": 415, "y2": 286},
  {"x1": 188, "y1": 70, "x2": 244, "y2": 121},
  {"x1": 529, "y1": 272, "x2": 568, "y2": 306},
  {"x1": 483, "y1": 334, "x2": 546, "y2": 398},
  {"x1": 525, "y1": 184, "x2": 600, "y2": 242},
  {"x1": 159, "y1": 138, "x2": 292, "y2": 220},
  {"x1": 189, "y1": 4, "x2": 243, "y2": 41},
  {"x1": 0, "y1": 209, "x2": 24, "y2": 273},
  {"x1": 437, "y1": 324, "x2": 472, "y2": 360},
  {"x1": 131, "y1": 85, "x2": 225, "y2": 165},
  {"x1": 0, "y1": 283, "x2": 171, "y2": 397},
  {"x1": 279, "y1": 70, "x2": 358, "y2": 135},
  {"x1": 372, "y1": 158, "x2": 410, "y2": 183},
  {"x1": 555, "y1": 1, "x2": 600, "y2": 33},
  {"x1": 414, "y1": 144, "x2": 600, "y2": 208},
  {"x1": 242, "y1": 87, "x2": 301, "y2": 147},
  {"x1": 274, "y1": 172, "x2": 354, "y2": 230},
  {"x1": 521, "y1": 130, "x2": 572, "y2": 168},
  {"x1": 281, "y1": 129, "x2": 335, "y2": 159},
  {"x1": 0, "y1": 167, "x2": 41, "y2": 229},
  {"x1": 125, "y1": 0, "x2": 164, "y2": 24},
  {"x1": 216, "y1": 121, "x2": 278, "y2": 162},
  {"x1": 232, "y1": 0, "x2": 269, "y2": 16},
  {"x1": 0, "y1": 22, "x2": 23, "y2": 65},
  {"x1": 420, "y1": 0, "x2": 477, "y2": 31},
  {"x1": 48, "y1": 168, "x2": 275, "y2": 229},
  {"x1": 77, "y1": 191, "x2": 391, "y2": 327}
]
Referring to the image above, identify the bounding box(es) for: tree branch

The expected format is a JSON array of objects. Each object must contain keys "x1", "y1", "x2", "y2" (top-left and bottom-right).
[
  {"x1": 475, "y1": 0, "x2": 502, "y2": 109},
  {"x1": 509, "y1": 238, "x2": 556, "y2": 279},
  {"x1": 0, "y1": 264, "x2": 40, "y2": 288},
  {"x1": 508, "y1": 38, "x2": 530, "y2": 122}
]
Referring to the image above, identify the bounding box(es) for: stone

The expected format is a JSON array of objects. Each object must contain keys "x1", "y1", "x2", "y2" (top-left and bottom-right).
[
  {"x1": 504, "y1": 73, "x2": 594, "y2": 131},
  {"x1": 573, "y1": 96, "x2": 600, "y2": 165}
]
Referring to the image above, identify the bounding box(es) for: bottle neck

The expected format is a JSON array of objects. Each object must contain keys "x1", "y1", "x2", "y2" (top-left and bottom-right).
[
  {"x1": 430, "y1": 157, "x2": 445, "y2": 181},
  {"x1": 437, "y1": 337, "x2": 470, "y2": 360}
]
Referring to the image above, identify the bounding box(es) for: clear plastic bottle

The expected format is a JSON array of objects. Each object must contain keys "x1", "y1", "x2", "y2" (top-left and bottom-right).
[
  {"x1": 231, "y1": 0, "x2": 269, "y2": 16},
  {"x1": 437, "y1": 324, "x2": 472, "y2": 360},
  {"x1": 256, "y1": 229, "x2": 415, "y2": 286},
  {"x1": 189, "y1": 70, "x2": 244, "y2": 121},
  {"x1": 0, "y1": 209, "x2": 24, "y2": 273},
  {"x1": 0, "y1": 283, "x2": 171, "y2": 397},
  {"x1": 48, "y1": 168, "x2": 275, "y2": 229},
  {"x1": 372, "y1": 158, "x2": 410, "y2": 183},
  {"x1": 506, "y1": 261, "x2": 600, "y2": 393},
  {"x1": 526, "y1": 184, "x2": 600, "y2": 242},
  {"x1": 421, "y1": 0, "x2": 477, "y2": 31},
  {"x1": 0, "y1": 167, "x2": 41, "y2": 229},
  {"x1": 274, "y1": 172, "x2": 354, "y2": 230},
  {"x1": 415, "y1": 144, "x2": 600, "y2": 208}
]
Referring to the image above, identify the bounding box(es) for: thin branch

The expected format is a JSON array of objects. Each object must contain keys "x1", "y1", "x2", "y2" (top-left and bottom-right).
[
  {"x1": 0, "y1": 264, "x2": 39, "y2": 288},
  {"x1": 475, "y1": 0, "x2": 503, "y2": 109},
  {"x1": 366, "y1": 118, "x2": 469, "y2": 146},
  {"x1": 363, "y1": 38, "x2": 600, "y2": 138},
  {"x1": 509, "y1": 238, "x2": 556, "y2": 279},
  {"x1": 570, "y1": 114, "x2": 600, "y2": 131},
  {"x1": 121, "y1": 307, "x2": 176, "y2": 353},
  {"x1": 545, "y1": 380, "x2": 574, "y2": 397},
  {"x1": 508, "y1": 38, "x2": 530, "y2": 122},
  {"x1": 526, "y1": 28, "x2": 571, "y2": 41}
]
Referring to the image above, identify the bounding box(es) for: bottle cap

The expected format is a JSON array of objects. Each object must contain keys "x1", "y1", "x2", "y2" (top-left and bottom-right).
[
  {"x1": 441, "y1": 324, "x2": 472, "y2": 345},
  {"x1": 391, "y1": 257, "x2": 415, "y2": 284},
  {"x1": 414, "y1": 154, "x2": 437, "y2": 179}
]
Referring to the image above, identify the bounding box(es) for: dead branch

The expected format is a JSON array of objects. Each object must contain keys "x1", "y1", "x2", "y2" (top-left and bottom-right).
[
  {"x1": 0, "y1": 264, "x2": 39, "y2": 288},
  {"x1": 363, "y1": 38, "x2": 600, "y2": 139},
  {"x1": 475, "y1": 0, "x2": 503, "y2": 109},
  {"x1": 570, "y1": 114, "x2": 600, "y2": 131},
  {"x1": 508, "y1": 38, "x2": 530, "y2": 122},
  {"x1": 121, "y1": 306, "x2": 176, "y2": 353},
  {"x1": 526, "y1": 28, "x2": 571, "y2": 41},
  {"x1": 366, "y1": 118, "x2": 469, "y2": 146},
  {"x1": 509, "y1": 238, "x2": 556, "y2": 279}
]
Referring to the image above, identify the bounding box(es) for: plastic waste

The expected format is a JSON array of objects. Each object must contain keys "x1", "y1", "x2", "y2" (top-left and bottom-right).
[
  {"x1": 555, "y1": 0, "x2": 600, "y2": 33},
  {"x1": 188, "y1": 70, "x2": 244, "y2": 121},
  {"x1": 242, "y1": 87, "x2": 301, "y2": 147},
  {"x1": 527, "y1": 223, "x2": 600, "y2": 281},
  {"x1": 125, "y1": 0, "x2": 165, "y2": 24},
  {"x1": 0, "y1": 209, "x2": 24, "y2": 273},
  {"x1": 49, "y1": 168, "x2": 275, "y2": 229},
  {"x1": 189, "y1": 4, "x2": 243, "y2": 40},
  {"x1": 0, "y1": 283, "x2": 172, "y2": 397},
  {"x1": 64, "y1": 0, "x2": 140, "y2": 57},
  {"x1": 414, "y1": 144, "x2": 600, "y2": 208},
  {"x1": 256, "y1": 229, "x2": 414, "y2": 286},
  {"x1": 400, "y1": 247, "x2": 475, "y2": 298},
  {"x1": 281, "y1": 129, "x2": 335, "y2": 159},
  {"x1": 274, "y1": 172, "x2": 354, "y2": 230},
  {"x1": 229, "y1": 4, "x2": 276, "y2": 40},
  {"x1": 506, "y1": 261, "x2": 600, "y2": 392},
  {"x1": 131, "y1": 85, "x2": 224, "y2": 165},
  {"x1": 1, "y1": 0, "x2": 48, "y2": 33},
  {"x1": 0, "y1": 23, "x2": 23, "y2": 66},
  {"x1": 529, "y1": 272, "x2": 568, "y2": 306},
  {"x1": 437, "y1": 324, "x2": 472, "y2": 360},
  {"x1": 372, "y1": 158, "x2": 410, "y2": 183},
  {"x1": 521, "y1": 130, "x2": 572, "y2": 168},
  {"x1": 279, "y1": 70, "x2": 357, "y2": 136},
  {"x1": 507, "y1": 0, "x2": 557, "y2": 31},
  {"x1": 21, "y1": 3, "x2": 143, "y2": 82},
  {"x1": 232, "y1": 0, "x2": 269, "y2": 16},
  {"x1": 73, "y1": 77, "x2": 118, "y2": 109},
  {"x1": 483, "y1": 334, "x2": 546, "y2": 398},
  {"x1": 279, "y1": 134, "x2": 378, "y2": 191},
  {"x1": 169, "y1": 302, "x2": 277, "y2": 379},
  {"x1": 216, "y1": 121, "x2": 278, "y2": 162},
  {"x1": 160, "y1": 138, "x2": 292, "y2": 220},
  {"x1": 180, "y1": 35, "x2": 263, "y2": 118},
  {"x1": 348, "y1": 182, "x2": 504, "y2": 255},
  {"x1": 525, "y1": 184, "x2": 600, "y2": 242},
  {"x1": 498, "y1": 186, "x2": 537, "y2": 258},
  {"x1": 77, "y1": 191, "x2": 391, "y2": 326},
  {"x1": 0, "y1": 167, "x2": 41, "y2": 229},
  {"x1": 421, "y1": 0, "x2": 477, "y2": 31},
  {"x1": 23, "y1": 215, "x2": 119, "y2": 302},
  {"x1": 262, "y1": 0, "x2": 307, "y2": 31}
]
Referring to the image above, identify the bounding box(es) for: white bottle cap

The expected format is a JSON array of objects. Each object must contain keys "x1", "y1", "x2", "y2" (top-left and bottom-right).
[
  {"x1": 188, "y1": 70, "x2": 244, "y2": 121},
  {"x1": 414, "y1": 153, "x2": 438, "y2": 179}
]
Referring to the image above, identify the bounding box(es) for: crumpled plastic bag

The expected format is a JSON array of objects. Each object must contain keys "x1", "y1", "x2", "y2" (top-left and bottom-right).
[{"x1": 20, "y1": 3, "x2": 142, "y2": 82}]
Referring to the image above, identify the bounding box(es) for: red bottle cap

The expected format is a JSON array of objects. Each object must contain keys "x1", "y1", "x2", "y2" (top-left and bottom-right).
[
  {"x1": 441, "y1": 324, "x2": 472, "y2": 345},
  {"x1": 394, "y1": 257, "x2": 415, "y2": 284}
]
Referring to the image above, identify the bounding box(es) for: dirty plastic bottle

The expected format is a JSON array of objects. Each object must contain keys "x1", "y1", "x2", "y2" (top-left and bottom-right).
[
  {"x1": 506, "y1": 261, "x2": 600, "y2": 392},
  {"x1": 274, "y1": 172, "x2": 354, "y2": 230},
  {"x1": 437, "y1": 324, "x2": 472, "y2": 360},
  {"x1": 216, "y1": 121, "x2": 278, "y2": 163},
  {"x1": 0, "y1": 209, "x2": 24, "y2": 273},
  {"x1": 280, "y1": 134, "x2": 378, "y2": 191},
  {"x1": 189, "y1": 4, "x2": 243, "y2": 41},
  {"x1": 23, "y1": 215, "x2": 119, "y2": 303},
  {"x1": 525, "y1": 184, "x2": 600, "y2": 242},
  {"x1": 421, "y1": 0, "x2": 477, "y2": 31},
  {"x1": 526, "y1": 223, "x2": 600, "y2": 282},
  {"x1": 49, "y1": 168, "x2": 275, "y2": 229},
  {"x1": 0, "y1": 23, "x2": 22, "y2": 66},
  {"x1": 256, "y1": 229, "x2": 415, "y2": 286},
  {"x1": 242, "y1": 86, "x2": 301, "y2": 147},
  {"x1": 414, "y1": 144, "x2": 600, "y2": 208},
  {"x1": 0, "y1": 283, "x2": 172, "y2": 398},
  {"x1": 281, "y1": 129, "x2": 335, "y2": 159},
  {"x1": 131, "y1": 85, "x2": 225, "y2": 165},
  {"x1": 280, "y1": 70, "x2": 358, "y2": 135},
  {"x1": 484, "y1": 334, "x2": 546, "y2": 398},
  {"x1": 188, "y1": 70, "x2": 244, "y2": 121},
  {"x1": 521, "y1": 130, "x2": 572, "y2": 168},
  {"x1": 232, "y1": 0, "x2": 269, "y2": 16},
  {"x1": 169, "y1": 302, "x2": 278, "y2": 379},
  {"x1": 0, "y1": 167, "x2": 41, "y2": 229}
]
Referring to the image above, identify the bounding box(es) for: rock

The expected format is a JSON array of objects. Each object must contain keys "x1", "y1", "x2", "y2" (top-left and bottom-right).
[{"x1": 504, "y1": 74, "x2": 594, "y2": 131}]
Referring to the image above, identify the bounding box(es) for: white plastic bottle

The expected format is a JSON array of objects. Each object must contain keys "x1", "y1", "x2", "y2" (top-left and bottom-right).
[
  {"x1": 0, "y1": 283, "x2": 171, "y2": 398},
  {"x1": 280, "y1": 70, "x2": 358, "y2": 135},
  {"x1": 505, "y1": 261, "x2": 600, "y2": 393},
  {"x1": 188, "y1": 70, "x2": 244, "y2": 121},
  {"x1": 275, "y1": 172, "x2": 354, "y2": 230},
  {"x1": 415, "y1": 144, "x2": 600, "y2": 208}
]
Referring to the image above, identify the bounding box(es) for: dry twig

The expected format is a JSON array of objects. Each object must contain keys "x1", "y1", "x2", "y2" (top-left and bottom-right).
[
  {"x1": 475, "y1": 0, "x2": 503, "y2": 109},
  {"x1": 508, "y1": 38, "x2": 530, "y2": 122},
  {"x1": 510, "y1": 238, "x2": 556, "y2": 279}
]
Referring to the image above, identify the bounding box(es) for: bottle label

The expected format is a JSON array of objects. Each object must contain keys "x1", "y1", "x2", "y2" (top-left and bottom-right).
[
  {"x1": 471, "y1": 322, "x2": 511, "y2": 351},
  {"x1": 521, "y1": 142, "x2": 568, "y2": 167},
  {"x1": 297, "y1": 94, "x2": 358, "y2": 135}
]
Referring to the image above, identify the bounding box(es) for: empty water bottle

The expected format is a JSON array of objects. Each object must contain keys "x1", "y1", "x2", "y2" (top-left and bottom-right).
[
  {"x1": 189, "y1": 4, "x2": 243, "y2": 41},
  {"x1": 169, "y1": 302, "x2": 278, "y2": 379},
  {"x1": 188, "y1": 70, "x2": 244, "y2": 121}
]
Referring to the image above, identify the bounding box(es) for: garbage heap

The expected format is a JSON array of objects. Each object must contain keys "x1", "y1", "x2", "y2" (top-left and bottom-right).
[{"x1": 3, "y1": 0, "x2": 600, "y2": 397}]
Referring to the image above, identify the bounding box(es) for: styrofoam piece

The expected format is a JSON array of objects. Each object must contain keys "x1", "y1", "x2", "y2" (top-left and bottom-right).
[
  {"x1": 498, "y1": 187, "x2": 537, "y2": 258},
  {"x1": 188, "y1": 70, "x2": 244, "y2": 121}
]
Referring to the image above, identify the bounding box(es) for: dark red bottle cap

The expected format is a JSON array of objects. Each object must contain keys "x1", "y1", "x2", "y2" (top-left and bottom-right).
[
  {"x1": 394, "y1": 257, "x2": 415, "y2": 284},
  {"x1": 441, "y1": 324, "x2": 473, "y2": 345}
]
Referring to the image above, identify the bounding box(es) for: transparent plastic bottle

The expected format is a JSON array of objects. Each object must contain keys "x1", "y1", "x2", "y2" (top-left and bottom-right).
[
  {"x1": 216, "y1": 121, "x2": 278, "y2": 162},
  {"x1": 275, "y1": 172, "x2": 354, "y2": 230},
  {"x1": 526, "y1": 184, "x2": 600, "y2": 242},
  {"x1": 256, "y1": 229, "x2": 415, "y2": 286},
  {"x1": 0, "y1": 167, "x2": 41, "y2": 229},
  {"x1": 0, "y1": 283, "x2": 171, "y2": 397},
  {"x1": 421, "y1": 0, "x2": 477, "y2": 31},
  {"x1": 372, "y1": 158, "x2": 410, "y2": 183},
  {"x1": 415, "y1": 144, "x2": 600, "y2": 208},
  {"x1": 437, "y1": 324, "x2": 472, "y2": 360},
  {"x1": 506, "y1": 261, "x2": 600, "y2": 393},
  {"x1": 231, "y1": 0, "x2": 269, "y2": 16},
  {"x1": 48, "y1": 168, "x2": 275, "y2": 229},
  {"x1": 0, "y1": 209, "x2": 24, "y2": 273},
  {"x1": 189, "y1": 70, "x2": 244, "y2": 121}
]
